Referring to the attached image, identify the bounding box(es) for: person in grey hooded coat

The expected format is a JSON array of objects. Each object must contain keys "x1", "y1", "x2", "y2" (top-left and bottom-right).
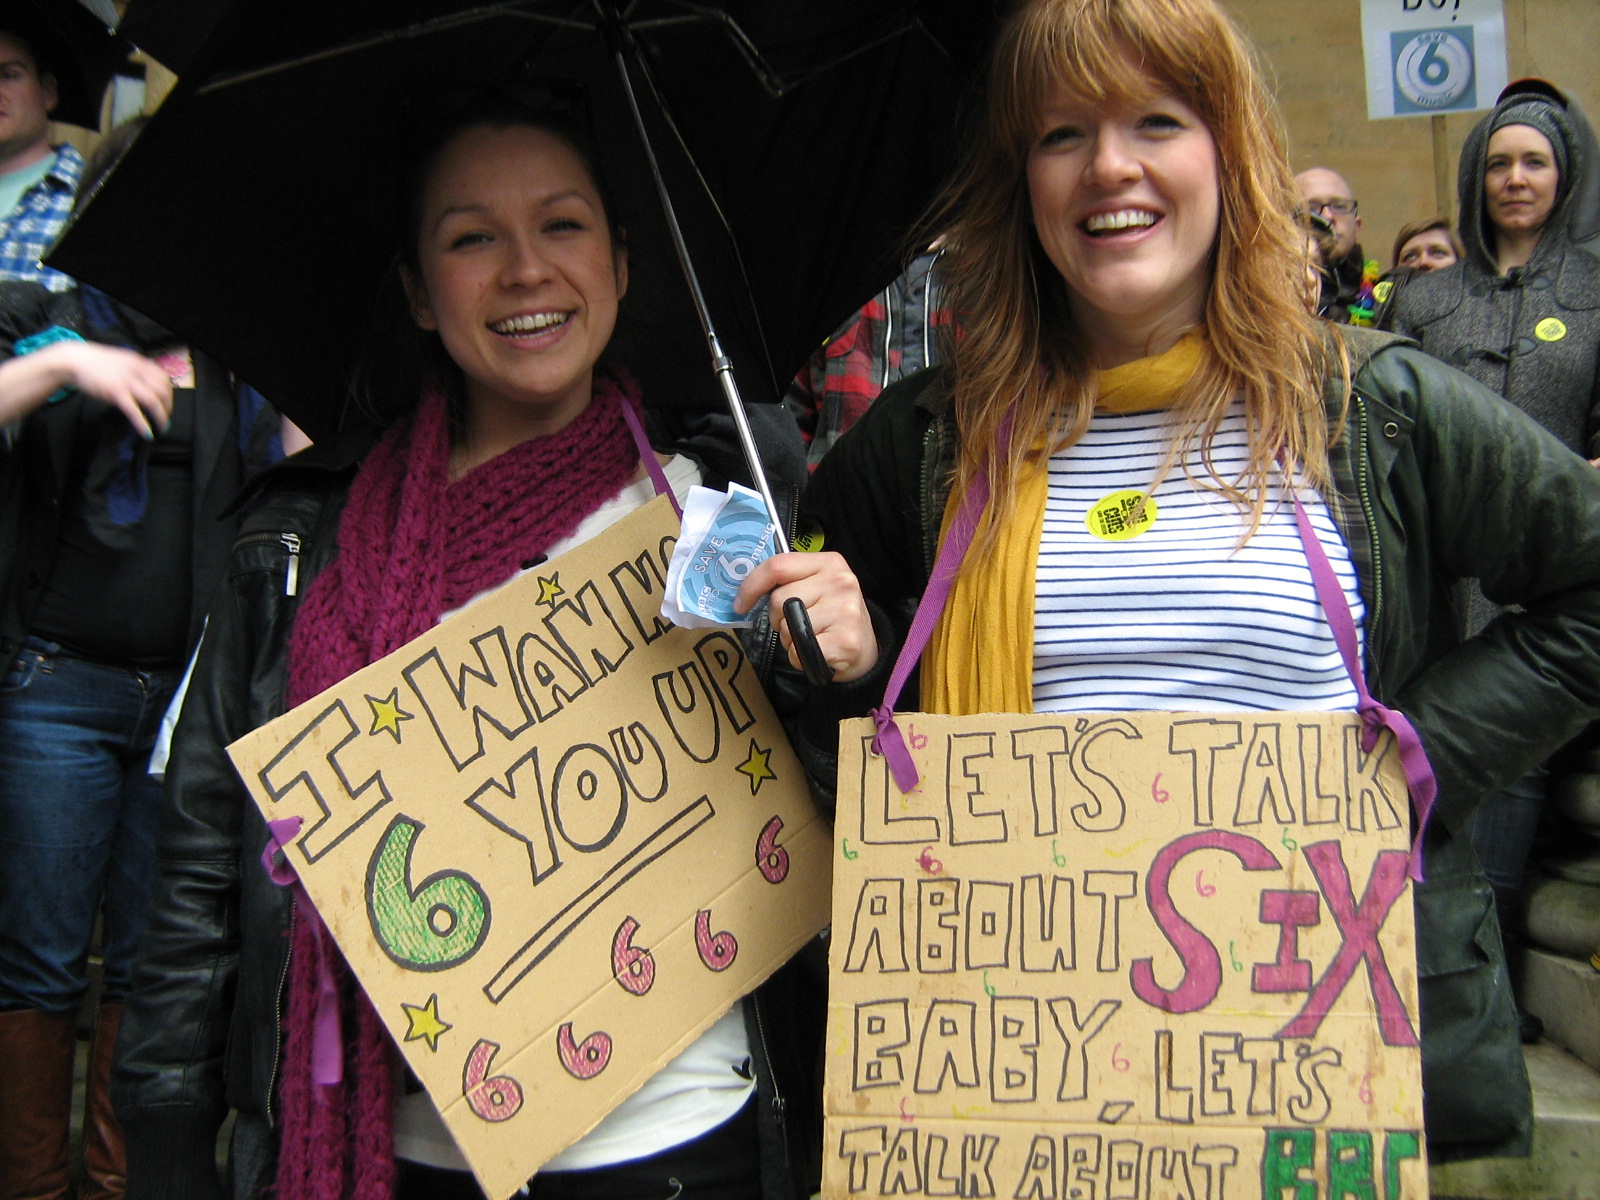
[
  {"x1": 1389, "y1": 80, "x2": 1600, "y2": 1040},
  {"x1": 1390, "y1": 82, "x2": 1600, "y2": 457}
]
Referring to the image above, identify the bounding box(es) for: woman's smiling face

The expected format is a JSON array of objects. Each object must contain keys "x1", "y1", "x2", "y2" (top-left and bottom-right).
[
  {"x1": 407, "y1": 123, "x2": 626, "y2": 440},
  {"x1": 1026, "y1": 79, "x2": 1220, "y2": 364}
]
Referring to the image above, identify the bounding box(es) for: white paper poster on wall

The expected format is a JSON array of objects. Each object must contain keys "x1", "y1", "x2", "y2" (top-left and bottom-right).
[{"x1": 1360, "y1": 0, "x2": 1508, "y2": 120}]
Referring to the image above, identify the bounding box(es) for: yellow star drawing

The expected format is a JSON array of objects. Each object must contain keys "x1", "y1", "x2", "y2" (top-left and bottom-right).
[
  {"x1": 367, "y1": 689, "x2": 413, "y2": 742},
  {"x1": 736, "y1": 739, "x2": 777, "y2": 795},
  {"x1": 535, "y1": 573, "x2": 565, "y2": 608},
  {"x1": 401, "y1": 994, "x2": 452, "y2": 1052}
]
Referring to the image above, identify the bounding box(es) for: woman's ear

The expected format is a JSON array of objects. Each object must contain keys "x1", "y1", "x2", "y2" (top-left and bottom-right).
[
  {"x1": 613, "y1": 240, "x2": 629, "y2": 301},
  {"x1": 401, "y1": 266, "x2": 437, "y2": 331}
]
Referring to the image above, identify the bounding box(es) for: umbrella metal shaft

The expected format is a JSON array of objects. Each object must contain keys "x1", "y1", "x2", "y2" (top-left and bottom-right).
[{"x1": 603, "y1": 25, "x2": 792, "y2": 555}]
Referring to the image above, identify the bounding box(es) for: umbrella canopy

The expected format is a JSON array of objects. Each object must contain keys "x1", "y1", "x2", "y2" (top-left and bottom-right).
[
  {"x1": 114, "y1": 0, "x2": 223, "y2": 76},
  {"x1": 7, "y1": 0, "x2": 129, "y2": 129},
  {"x1": 51, "y1": 0, "x2": 995, "y2": 443}
]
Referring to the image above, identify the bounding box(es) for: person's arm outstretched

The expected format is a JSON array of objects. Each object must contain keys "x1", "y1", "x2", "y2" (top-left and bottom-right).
[{"x1": 0, "y1": 339, "x2": 173, "y2": 438}]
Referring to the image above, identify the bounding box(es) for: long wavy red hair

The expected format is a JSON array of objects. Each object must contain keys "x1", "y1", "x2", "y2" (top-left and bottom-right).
[{"x1": 926, "y1": 0, "x2": 1344, "y2": 554}]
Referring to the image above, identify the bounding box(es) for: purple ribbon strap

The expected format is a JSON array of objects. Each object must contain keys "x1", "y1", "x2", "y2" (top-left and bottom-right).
[
  {"x1": 621, "y1": 400, "x2": 682, "y2": 519},
  {"x1": 260, "y1": 815, "x2": 344, "y2": 1085},
  {"x1": 869, "y1": 447, "x2": 996, "y2": 792},
  {"x1": 1289, "y1": 491, "x2": 1436, "y2": 880},
  {"x1": 261, "y1": 816, "x2": 303, "y2": 884}
]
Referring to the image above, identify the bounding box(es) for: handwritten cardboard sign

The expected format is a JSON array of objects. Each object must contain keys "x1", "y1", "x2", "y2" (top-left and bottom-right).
[
  {"x1": 824, "y1": 712, "x2": 1426, "y2": 1200},
  {"x1": 228, "y1": 495, "x2": 831, "y2": 1200}
]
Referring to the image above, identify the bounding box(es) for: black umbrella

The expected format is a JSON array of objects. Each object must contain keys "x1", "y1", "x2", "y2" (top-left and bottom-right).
[
  {"x1": 114, "y1": 0, "x2": 224, "y2": 77},
  {"x1": 8, "y1": 0, "x2": 129, "y2": 129},
  {"x1": 52, "y1": 0, "x2": 992, "y2": 444},
  {"x1": 52, "y1": 1, "x2": 994, "y2": 682}
]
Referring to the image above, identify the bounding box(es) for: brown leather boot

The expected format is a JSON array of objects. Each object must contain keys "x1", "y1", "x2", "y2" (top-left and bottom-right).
[
  {"x1": 0, "y1": 1008, "x2": 75, "y2": 1200},
  {"x1": 80, "y1": 1002, "x2": 126, "y2": 1200}
]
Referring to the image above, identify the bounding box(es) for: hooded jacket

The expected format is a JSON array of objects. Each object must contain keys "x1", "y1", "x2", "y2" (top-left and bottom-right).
[{"x1": 1390, "y1": 89, "x2": 1600, "y2": 457}]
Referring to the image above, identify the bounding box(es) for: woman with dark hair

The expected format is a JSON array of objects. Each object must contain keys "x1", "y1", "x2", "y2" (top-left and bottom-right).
[
  {"x1": 742, "y1": 0, "x2": 1600, "y2": 1166},
  {"x1": 1391, "y1": 85, "x2": 1600, "y2": 455},
  {"x1": 111, "y1": 92, "x2": 813, "y2": 1200},
  {"x1": 1389, "y1": 84, "x2": 1600, "y2": 1038}
]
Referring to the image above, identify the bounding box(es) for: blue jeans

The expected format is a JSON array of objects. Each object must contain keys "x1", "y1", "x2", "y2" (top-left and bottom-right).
[
  {"x1": 1468, "y1": 765, "x2": 1549, "y2": 947},
  {"x1": 0, "y1": 637, "x2": 178, "y2": 1013}
]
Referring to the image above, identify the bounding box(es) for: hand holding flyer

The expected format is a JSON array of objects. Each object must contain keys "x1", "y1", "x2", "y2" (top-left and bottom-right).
[{"x1": 662, "y1": 484, "x2": 776, "y2": 628}]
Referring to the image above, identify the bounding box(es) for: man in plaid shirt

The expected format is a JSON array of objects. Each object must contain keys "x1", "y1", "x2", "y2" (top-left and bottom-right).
[
  {"x1": 782, "y1": 249, "x2": 948, "y2": 470},
  {"x1": 0, "y1": 23, "x2": 82, "y2": 292}
]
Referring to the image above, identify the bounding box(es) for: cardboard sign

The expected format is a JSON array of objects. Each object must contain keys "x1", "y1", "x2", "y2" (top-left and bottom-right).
[
  {"x1": 1360, "y1": 0, "x2": 1507, "y2": 119},
  {"x1": 824, "y1": 712, "x2": 1426, "y2": 1200},
  {"x1": 228, "y1": 495, "x2": 831, "y2": 1200}
]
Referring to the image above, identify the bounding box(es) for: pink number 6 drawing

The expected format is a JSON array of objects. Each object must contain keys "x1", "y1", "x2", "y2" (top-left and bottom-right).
[
  {"x1": 556, "y1": 1023, "x2": 612, "y2": 1080},
  {"x1": 695, "y1": 909, "x2": 738, "y2": 971},
  {"x1": 462, "y1": 1039, "x2": 523, "y2": 1121},
  {"x1": 611, "y1": 916, "x2": 655, "y2": 996},
  {"x1": 755, "y1": 816, "x2": 789, "y2": 884}
]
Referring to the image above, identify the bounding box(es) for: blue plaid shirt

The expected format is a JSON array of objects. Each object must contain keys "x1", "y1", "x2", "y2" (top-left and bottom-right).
[{"x1": 0, "y1": 144, "x2": 83, "y2": 292}]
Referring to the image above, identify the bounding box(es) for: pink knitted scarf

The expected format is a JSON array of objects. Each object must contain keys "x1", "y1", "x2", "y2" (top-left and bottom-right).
[{"x1": 273, "y1": 372, "x2": 644, "y2": 1200}]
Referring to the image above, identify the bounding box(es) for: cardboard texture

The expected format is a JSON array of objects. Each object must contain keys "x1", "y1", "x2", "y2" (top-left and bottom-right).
[
  {"x1": 228, "y1": 495, "x2": 831, "y2": 1200},
  {"x1": 825, "y1": 712, "x2": 1427, "y2": 1200}
]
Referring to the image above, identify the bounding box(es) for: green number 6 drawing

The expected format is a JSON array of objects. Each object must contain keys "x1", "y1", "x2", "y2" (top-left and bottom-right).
[{"x1": 366, "y1": 815, "x2": 491, "y2": 970}]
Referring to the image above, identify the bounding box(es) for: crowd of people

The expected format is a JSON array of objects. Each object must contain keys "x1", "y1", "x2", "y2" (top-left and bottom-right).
[{"x1": 2, "y1": 0, "x2": 1599, "y2": 1198}]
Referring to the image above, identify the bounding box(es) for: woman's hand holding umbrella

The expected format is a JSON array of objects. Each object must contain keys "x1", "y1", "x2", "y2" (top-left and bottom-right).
[{"x1": 737, "y1": 551, "x2": 877, "y2": 682}]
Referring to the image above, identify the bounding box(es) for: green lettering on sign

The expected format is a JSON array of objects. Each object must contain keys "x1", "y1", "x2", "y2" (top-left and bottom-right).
[
  {"x1": 1262, "y1": 1128, "x2": 1316, "y2": 1200},
  {"x1": 366, "y1": 815, "x2": 490, "y2": 970},
  {"x1": 1383, "y1": 1131, "x2": 1421, "y2": 1200},
  {"x1": 1328, "y1": 1130, "x2": 1376, "y2": 1200}
]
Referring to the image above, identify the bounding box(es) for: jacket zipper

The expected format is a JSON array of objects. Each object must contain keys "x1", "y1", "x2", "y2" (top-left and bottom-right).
[
  {"x1": 234, "y1": 530, "x2": 302, "y2": 595},
  {"x1": 281, "y1": 534, "x2": 301, "y2": 595},
  {"x1": 920, "y1": 421, "x2": 942, "y2": 578},
  {"x1": 266, "y1": 892, "x2": 295, "y2": 1125},
  {"x1": 1353, "y1": 393, "x2": 1384, "y2": 652},
  {"x1": 749, "y1": 992, "x2": 791, "y2": 1176}
]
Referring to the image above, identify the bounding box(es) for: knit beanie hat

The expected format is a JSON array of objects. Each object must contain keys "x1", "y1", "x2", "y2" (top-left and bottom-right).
[{"x1": 1490, "y1": 99, "x2": 1572, "y2": 205}]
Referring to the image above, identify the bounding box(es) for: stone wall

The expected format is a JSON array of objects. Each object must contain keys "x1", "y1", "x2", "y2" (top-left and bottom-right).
[{"x1": 1227, "y1": 0, "x2": 1600, "y2": 270}]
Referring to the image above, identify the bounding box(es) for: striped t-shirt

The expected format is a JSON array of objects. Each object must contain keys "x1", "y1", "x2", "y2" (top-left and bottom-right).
[{"x1": 1033, "y1": 405, "x2": 1363, "y2": 713}]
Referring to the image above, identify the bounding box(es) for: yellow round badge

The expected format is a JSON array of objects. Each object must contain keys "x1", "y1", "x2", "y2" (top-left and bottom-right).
[
  {"x1": 1086, "y1": 490, "x2": 1157, "y2": 541},
  {"x1": 1373, "y1": 280, "x2": 1393, "y2": 304},
  {"x1": 792, "y1": 524, "x2": 826, "y2": 553},
  {"x1": 1535, "y1": 318, "x2": 1567, "y2": 342}
]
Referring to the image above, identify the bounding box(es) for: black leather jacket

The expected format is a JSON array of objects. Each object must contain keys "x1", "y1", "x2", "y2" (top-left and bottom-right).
[
  {"x1": 113, "y1": 408, "x2": 822, "y2": 1200},
  {"x1": 789, "y1": 327, "x2": 1600, "y2": 1162}
]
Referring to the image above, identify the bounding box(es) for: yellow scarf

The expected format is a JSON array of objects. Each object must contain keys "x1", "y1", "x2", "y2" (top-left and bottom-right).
[{"x1": 921, "y1": 331, "x2": 1205, "y2": 715}]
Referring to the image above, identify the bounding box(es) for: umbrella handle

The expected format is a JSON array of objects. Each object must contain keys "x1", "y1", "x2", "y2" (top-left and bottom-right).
[{"x1": 783, "y1": 597, "x2": 835, "y2": 687}]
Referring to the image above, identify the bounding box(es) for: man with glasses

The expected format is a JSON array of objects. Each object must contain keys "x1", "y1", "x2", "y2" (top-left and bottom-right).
[{"x1": 1297, "y1": 166, "x2": 1378, "y2": 324}]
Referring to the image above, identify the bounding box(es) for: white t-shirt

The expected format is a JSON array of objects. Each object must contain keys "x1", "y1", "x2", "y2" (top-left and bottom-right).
[
  {"x1": 1033, "y1": 406, "x2": 1363, "y2": 713},
  {"x1": 394, "y1": 454, "x2": 756, "y2": 1173}
]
